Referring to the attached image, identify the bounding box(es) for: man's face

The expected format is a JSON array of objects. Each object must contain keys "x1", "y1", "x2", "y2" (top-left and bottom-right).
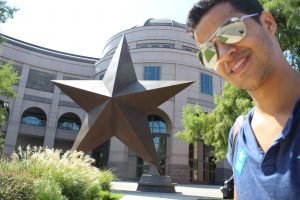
[{"x1": 193, "y1": 2, "x2": 276, "y2": 91}]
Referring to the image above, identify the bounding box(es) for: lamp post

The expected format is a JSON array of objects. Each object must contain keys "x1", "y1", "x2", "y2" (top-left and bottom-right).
[
  {"x1": 1, "y1": 100, "x2": 9, "y2": 135},
  {"x1": 3, "y1": 101, "x2": 8, "y2": 108}
]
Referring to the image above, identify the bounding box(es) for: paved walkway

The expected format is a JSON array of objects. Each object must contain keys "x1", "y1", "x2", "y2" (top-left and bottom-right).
[{"x1": 112, "y1": 181, "x2": 223, "y2": 200}]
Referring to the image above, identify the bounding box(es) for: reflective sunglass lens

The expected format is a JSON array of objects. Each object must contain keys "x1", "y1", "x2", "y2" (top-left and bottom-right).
[
  {"x1": 196, "y1": 51, "x2": 204, "y2": 65},
  {"x1": 217, "y1": 20, "x2": 246, "y2": 44},
  {"x1": 203, "y1": 48, "x2": 216, "y2": 63},
  {"x1": 203, "y1": 48, "x2": 217, "y2": 69},
  {"x1": 196, "y1": 18, "x2": 248, "y2": 69},
  {"x1": 202, "y1": 42, "x2": 217, "y2": 69}
]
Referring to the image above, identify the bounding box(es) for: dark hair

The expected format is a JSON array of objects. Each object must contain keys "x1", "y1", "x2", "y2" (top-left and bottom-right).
[{"x1": 187, "y1": 0, "x2": 263, "y2": 32}]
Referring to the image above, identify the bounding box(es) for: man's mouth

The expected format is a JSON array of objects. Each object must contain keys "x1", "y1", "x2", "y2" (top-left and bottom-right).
[{"x1": 230, "y1": 57, "x2": 249, "y2": 75}]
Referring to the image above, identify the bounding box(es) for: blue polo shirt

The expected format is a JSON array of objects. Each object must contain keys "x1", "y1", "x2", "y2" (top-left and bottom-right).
[{"x1": 227, "y1": 99, "x2": 300, "y2": 200}]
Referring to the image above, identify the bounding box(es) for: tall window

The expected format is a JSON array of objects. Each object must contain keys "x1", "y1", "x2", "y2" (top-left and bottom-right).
[
  {"x1": 148, "y1": 115, "x2": 167, "y2": 134},
  {"x1": 26, "y1": 69, "x2": 56, "y2": 92},
  {"x1": 136, "y1": 114, "x2": 168, "y2": 176},
  {"x1": 144, "y1": 66, "x2": 160, "y2": 80},
  {"x1": 57, "y1": 112, "x2": 81, "y2": 131},
  {"x1": 21, "y1": 107, "x2": 47, "y2": 127},
  {"x1": 200, "y1": 73, "x2": 213, "y2": 95},
  {"x1": 189, "y1": 142, "x2": 198, "y2": 183}
]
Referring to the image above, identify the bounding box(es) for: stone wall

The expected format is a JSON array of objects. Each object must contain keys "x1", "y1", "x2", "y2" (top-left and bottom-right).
[{"x1": 167, "y1": 164, "x2": 190, "y2": 184}]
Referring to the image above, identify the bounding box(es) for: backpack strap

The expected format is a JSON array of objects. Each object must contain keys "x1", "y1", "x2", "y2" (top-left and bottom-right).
[
  {"x1": 232, "y1": 115, "x2": 245, "y2": 159},
  {"x1": 223, "y1": 116, "x2": 245, "y2": 197}
]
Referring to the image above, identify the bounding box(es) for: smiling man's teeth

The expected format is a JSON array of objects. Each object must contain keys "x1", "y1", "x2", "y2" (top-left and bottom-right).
[{"x1": 232, "y1": 59, "x2": 246, "y2": 72}]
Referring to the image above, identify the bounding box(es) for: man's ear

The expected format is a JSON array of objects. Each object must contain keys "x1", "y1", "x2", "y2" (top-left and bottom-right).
[{"x1": 259, "y1": 11, "x2": 277, "y2": 35}]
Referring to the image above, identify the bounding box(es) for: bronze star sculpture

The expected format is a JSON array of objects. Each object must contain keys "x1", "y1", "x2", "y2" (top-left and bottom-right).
[{"x1": 52, "y1": 36, "x2": 193, "y2": 174}]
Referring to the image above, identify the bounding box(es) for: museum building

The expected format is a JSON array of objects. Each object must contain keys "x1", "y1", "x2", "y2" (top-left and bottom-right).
[{"x1": 0, "y1": 18, "x2": 230, "y2": 184}]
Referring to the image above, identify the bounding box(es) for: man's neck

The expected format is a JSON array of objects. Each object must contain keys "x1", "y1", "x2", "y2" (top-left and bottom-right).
[{"x1": 249, "y1": 64, "x2": 300, "y2": 116}]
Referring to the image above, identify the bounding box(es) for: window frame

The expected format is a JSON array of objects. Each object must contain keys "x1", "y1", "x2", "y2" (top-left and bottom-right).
[
  {"x1": 200, "y1": 73, "x2": 213, "y2": 96},
  {"x1": 144, "y1": 66, "x2": 161, "y2": 80}
]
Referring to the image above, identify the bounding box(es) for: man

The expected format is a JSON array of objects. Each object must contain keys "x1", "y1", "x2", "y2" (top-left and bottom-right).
[{"x1": 187, "y1": 0, "x2": 300, "y2": 199}]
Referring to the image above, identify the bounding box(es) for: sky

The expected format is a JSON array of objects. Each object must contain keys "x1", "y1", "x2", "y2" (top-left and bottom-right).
[{"x1": 1, "y1": 0, "x2": 197, "y2": 58}]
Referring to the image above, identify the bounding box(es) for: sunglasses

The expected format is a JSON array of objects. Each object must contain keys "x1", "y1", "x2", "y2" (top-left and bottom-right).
[{"x1": 196, "y1": 13, "x2": 260, "y2": 69}]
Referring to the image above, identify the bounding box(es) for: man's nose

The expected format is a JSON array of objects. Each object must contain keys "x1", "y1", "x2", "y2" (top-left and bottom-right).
[{"x1": 215, "y1": 40, "x2": 237, "y2": 63}]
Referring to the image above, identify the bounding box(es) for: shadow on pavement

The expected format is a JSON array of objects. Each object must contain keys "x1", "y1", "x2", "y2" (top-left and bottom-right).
[{"x1": 112, "y1": 189, "x2": 222, "y2": 200}]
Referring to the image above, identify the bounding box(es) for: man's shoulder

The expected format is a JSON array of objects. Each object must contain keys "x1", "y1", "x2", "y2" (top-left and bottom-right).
[{"x1": 229, "y1": 108, "x2": 254, "y2": 139}]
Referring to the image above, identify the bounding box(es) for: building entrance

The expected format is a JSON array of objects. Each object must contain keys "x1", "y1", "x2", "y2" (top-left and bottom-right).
[
  {"x1": 189, "y1": 142, "x2": 216, "y2": 184},
  {"x1": 91, "y1": 140, "x2": 110, "y2": 168},
  {"x1": 136, "y1": 114, "x2": 168, "y2": 176}
]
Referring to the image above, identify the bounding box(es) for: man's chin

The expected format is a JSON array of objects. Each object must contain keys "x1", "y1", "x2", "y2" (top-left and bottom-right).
[{"x1": 229, "y1": 81, "x2": 256, "y2": 91}]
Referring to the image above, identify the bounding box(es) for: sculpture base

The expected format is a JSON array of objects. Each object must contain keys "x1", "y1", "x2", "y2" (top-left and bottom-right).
[{"x1": 137, "y1": 174, "x2": 177, "y2": 193}]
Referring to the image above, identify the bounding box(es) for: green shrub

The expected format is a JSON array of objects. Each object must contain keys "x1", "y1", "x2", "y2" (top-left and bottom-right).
[
  {"x1": 4, "y1": 146, "x2": 120, "y2": 200},
  {"x1": 34, "y1": 178, "x2": 67, "y2": 200},
  {"x1": 99, "y1": 170, "x2": 116, "y2": 191},
  {"x1": 98, "y1": 191, "x2": 123, "y2": 200},
  {"x1": 110, "y1": 193, "x2": 123, "y2": 200},
  {"x1": 11, "y1": 147, "x2": 98, "y2": 199},
  {"x1": 0, "y1": 169, "x2": 35, "y2": 200},
  {"x1": 0, "y1": 132, "x2": 4, "y2": 151}
]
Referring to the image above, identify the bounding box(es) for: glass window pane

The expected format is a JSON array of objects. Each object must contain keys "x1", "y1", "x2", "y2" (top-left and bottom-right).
[
  {"x1": 144, "y1": 66, "x2": 160, "y2": 80},
  {"x1": 57, "y1": 113, "x2": 82, "y2": 131},
  {"x1": 159, "y1": 121, "x2": 167, "y2": 133},
  {"x1": 200, "y1": 73, "x2": 213, "y2": 96},
  {"x1": 153, "y1": 122, "x2": 160, "y2": 133},
  {"x1": 148, "y1": 121, "x2": 154, "y2": 133},
  {"x1": 146, "y1": 115, "x2": 168, "y2": 175}
]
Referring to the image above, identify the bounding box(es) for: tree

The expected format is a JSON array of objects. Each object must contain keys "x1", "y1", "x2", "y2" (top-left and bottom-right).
[
  {"x1": 0, "y1": 64, "x2": 18, "y2": 150},
  {"x1": 177, "y1": 83, "x2": 253, "y2": 161},
  {"x1": 0, "y1": 0, "x2": 18, "y2": 150},
  {"x1": 259, "y1": 0, "x2": 300, "y2": 70}
]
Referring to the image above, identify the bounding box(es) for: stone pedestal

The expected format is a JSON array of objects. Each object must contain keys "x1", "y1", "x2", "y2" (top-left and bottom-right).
[
  {"x1": 137, "y1": 174, "x2": 177, "y2": 193},
  {"x1": 137, "y1": 164, "x2": 177, "y2": 193}
]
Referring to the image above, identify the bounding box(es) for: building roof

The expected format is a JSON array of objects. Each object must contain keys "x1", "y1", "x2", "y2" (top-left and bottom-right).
[
  {"x1": 143, "y1": 18, "x2": 186, "y2": 29},
  {"x1": 0, "y1": 33, "x2": 99, "y2": 64}
]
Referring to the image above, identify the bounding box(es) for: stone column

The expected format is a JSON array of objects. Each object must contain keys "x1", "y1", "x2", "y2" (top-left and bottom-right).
[
  {"x1": 4, "y1": 64, "x2": 30, "y2": 154},
  {"x1": 127, "y1": 149, "x2": 138, "y2": 179},
  {"x1": 43, "y1": 72, "x2": 63, "y2": 148},
  {"x1": 107, "y1": 137, "x2": 129, "y2": 178},
  {"x1": 198, "y1": 141, "x2": 204, "y2": 182},
  {"x1": 167, "y1": 64, "x2": 190, "y2": 184}
]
